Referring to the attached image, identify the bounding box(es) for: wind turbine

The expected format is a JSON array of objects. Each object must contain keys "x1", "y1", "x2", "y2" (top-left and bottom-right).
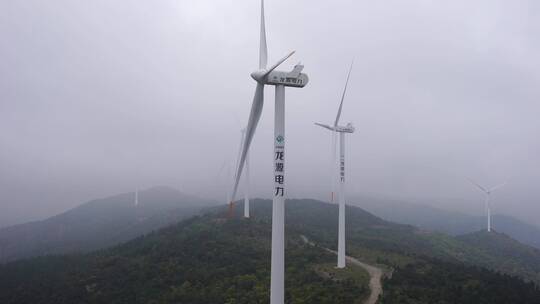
[
  {"x1": 468, "y1": 179, "x2": 506, "y2": 232},
  {"x1": 225, "y1": 162, "x2": 233, "y2": 215},
  {"x1": 229, "y1": 1, "x2": 309, "y2": 303},
  {"x1": 314, "y1": 62, "x2": 354, "y2": 269}
]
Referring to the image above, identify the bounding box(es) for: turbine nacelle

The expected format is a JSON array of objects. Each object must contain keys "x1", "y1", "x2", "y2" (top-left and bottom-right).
[
  {"x1": 266, "y1": 64, "x2": 309, "y2": 88},
  {"x1": 336, "y1": 123, "x2": 355, "y2": 133},
  {"x1": 315, "y1": 122, "x2": 355, "y2": 133}
]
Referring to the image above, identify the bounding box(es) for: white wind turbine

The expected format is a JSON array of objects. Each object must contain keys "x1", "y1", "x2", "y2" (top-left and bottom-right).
[
  {"x1": 315, "y1": 62, "x2": 354, "y2": 269},
  {"x1": 229, "y1": 1, "x2": 309, "y2": 303},
  {"x1": 468, "y1": 179, "x2": 506, "y2": 232}
]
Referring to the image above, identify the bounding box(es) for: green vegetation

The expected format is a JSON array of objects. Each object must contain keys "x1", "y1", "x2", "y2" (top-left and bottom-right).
[
  {"x1": 1, "y1": 198, "x2": 540, "y2": 303},
  {"x1": 0, "y1": 214, "x2": 367, "y2": 304},
  {"x1": 265, "y1": 198, "x2": 540, "y2": 285},
  {"x1": 314, "y1": 262, "x2": 370, "y2": 303},
  {"x1": 380, "y1": 257, "x2": 540, "y2": 304},
  {"x1": 457, "y1": 230, "x2": 540, "y2": 283},
  {"x1": 314, "y1": 263, "x2": 370, "y2": 285}
]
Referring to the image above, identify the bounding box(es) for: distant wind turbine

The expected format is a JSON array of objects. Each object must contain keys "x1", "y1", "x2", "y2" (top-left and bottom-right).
[
  {"x1": 243, "y1": 128, "x2": 251, "y2": 219},
  {"x1": 315, "y1": 62, "x2": 354, "y2": 269},
  {"x1": 229, "y1": 129, "x2": 244, "y2": 218},
  {"x1": 468, "y1": 179, "x2": 506, "y2": 232},
  {"x1": 229, "y1": 1, "x2": 309, "y2": 302},
  {"x1": 232, "y1": 128, "x2": 251, "y2": 218},
  {"x1": 225, "y1": 162, "x2": 233, "y2": 211}
]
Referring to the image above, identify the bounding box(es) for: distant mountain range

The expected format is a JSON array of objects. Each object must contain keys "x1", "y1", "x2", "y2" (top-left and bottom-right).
[
  {"x1": 0, "y1": 186, "x2": 215, "y2": 263},
  {"x1": 353, "y1": 196, "x2": 540, "y2": 249},
  {"x1": 1, "y1": 199, "x2": 540, "y2": 303}
]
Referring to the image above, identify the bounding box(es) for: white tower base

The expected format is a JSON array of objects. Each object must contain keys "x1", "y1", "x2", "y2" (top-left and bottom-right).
[
  {"x1": 337, "y1": 132, "x2": 346, "y2": 268},
  {"x1": 270, "y1": 85, "x2": 286, "y2": 304}
]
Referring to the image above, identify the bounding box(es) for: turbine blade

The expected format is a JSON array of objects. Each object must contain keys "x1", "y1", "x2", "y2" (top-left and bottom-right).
[
  {"x1": 314, "y1": 122, "x2": 334, "y2": 131},
  {"x1": 468, "y1": 178, "x2": 488, "y2": 193},
  {"x1": 231, "y1": 83, "x2": 265, "y2": 201},
  {"x1": 233, "y1": 129, "x2": 245, "y2": 185},
  {"x1": 259, "y1": 0, "x2": 267, "y2": 69},
  {"x1": 263, "y1": 50, "x2": 295, "y2": 77},
  {"x1": 490, "y1": 182, "x2": 507, "y2": 192},
  {"x1": 334, "y1": 60, "x2": 354, "y2": 127}
]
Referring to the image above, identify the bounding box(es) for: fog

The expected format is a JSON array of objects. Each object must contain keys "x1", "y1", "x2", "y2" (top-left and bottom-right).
[{"x1": 1, "y1": 0, "x2": 538, "y2": 227}]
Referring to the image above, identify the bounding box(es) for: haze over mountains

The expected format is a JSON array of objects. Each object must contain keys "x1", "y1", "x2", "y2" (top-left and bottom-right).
[
  {"x1": 3, "y1": 187, "x2": 540, "y2": 267},
  {"x1": 0, "y1": 186, "x2": 215, "y2": 263},
  {"x1": 355, "y1": 196, "x2": 540, "y2": 250}
]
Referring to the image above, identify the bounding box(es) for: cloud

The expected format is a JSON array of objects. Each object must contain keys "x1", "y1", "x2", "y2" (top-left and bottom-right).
[{"x1": 0, "y1": 0, "x2": 538, "y2": 226}]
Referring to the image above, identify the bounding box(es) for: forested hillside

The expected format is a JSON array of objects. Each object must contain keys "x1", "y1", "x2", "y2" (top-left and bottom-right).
[
  {"x1": 0, "y1": 214, "x2": 368, "y2": 304},
  {"x1": 270, "y1": 199, "x2": 540, "y2": 285},
  {"x1": 1, "y1": 199, "x2": 540, "y2": 304},
  {"x1": 380, "y1": 257, "x2": 540, "y2": 304}
]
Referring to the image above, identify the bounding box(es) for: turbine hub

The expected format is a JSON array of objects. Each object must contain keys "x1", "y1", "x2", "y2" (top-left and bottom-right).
[{"x1": 250, "y1": 70, "x2": 267, "y2": 83}]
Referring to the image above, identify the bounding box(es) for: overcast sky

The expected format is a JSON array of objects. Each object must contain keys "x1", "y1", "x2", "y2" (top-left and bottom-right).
[{"x1": 1, "y1": 0, "x2": 538, "y2": 227}]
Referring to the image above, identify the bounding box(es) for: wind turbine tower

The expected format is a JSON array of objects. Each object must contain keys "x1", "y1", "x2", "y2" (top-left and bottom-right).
[
  {"x1": 315, "y1": 62, "x2": 354, "y2": 268},
  {"x1": 229, "y1": 1, "x2": 309, "y2": 303},
  {"x1": 469, "y1": 179, "x2": 506, "y2": 232}
]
